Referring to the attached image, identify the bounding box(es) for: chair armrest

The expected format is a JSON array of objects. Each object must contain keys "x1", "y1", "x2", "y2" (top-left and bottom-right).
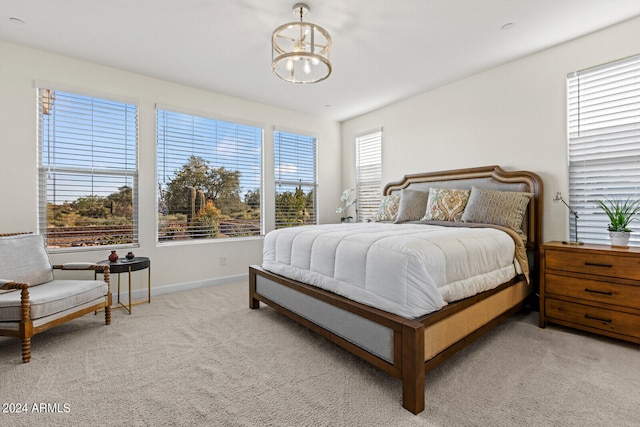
[
  {"x1": 0, "y1": 280, "x2": 29, "y2": 291},
  {"x1": 51, "y1": 264, "x2": 110, "y2": 294},
  {"x1": 0, "y1": 281, "x2": 31, "y2": 322},
  {"x1": 56, "y1": 262, "x2": 98, "y2": 270},
  {"x1": 53, "y1": 263, "x2": 110, "y2": 274}
]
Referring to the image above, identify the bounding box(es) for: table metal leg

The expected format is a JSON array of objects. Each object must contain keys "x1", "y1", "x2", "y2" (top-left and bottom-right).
[
  {"x1": 127, "y1": 267, "x2": 132, "y2": 313},
  {"x1": 117, "y1": 270, "x2": 132, "y2": 315},
  {"x1": 97, "y1": 259, "x2": 150, "y2": 314}
]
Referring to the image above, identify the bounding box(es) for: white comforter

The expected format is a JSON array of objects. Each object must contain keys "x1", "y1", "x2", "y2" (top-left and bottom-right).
[{"x1": 262, "y1": 222, "x2": 523, "y2": 319}]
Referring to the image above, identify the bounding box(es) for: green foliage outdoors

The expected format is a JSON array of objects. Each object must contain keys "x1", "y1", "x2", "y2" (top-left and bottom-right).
[
  {"x1": 192, "y1": 200, "x2": 222, "y2": 238},
  {"x1": 244, "y1": 189, "x2": 260, "y2": 210},
  {"x1": 48, "y1": 186, "x2": 133, "y2": 227},
  {"x1": 106, "y1": 185, "x2": 133, "y2": 217},
  {"x1": 161, "y1": 155, "x2": 243, "y2": 217},
  {"x1": 48, "y1": 155, "x2": 314, "y2": 244},
  {"x1": 276, "y1": 187, "x2": 314, "y2": 227},
  {"x1": 157, "y1": 155, "x2": 261, "y2": 239}
]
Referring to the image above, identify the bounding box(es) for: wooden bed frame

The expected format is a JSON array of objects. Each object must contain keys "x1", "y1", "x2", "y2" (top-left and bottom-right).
[{"x1": 249, "y1": 165, "x2": 543, "y2": 414}]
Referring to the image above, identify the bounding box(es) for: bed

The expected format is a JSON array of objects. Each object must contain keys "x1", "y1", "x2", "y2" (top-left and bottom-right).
[{"x1": 249, "y1": 165, "x2": 543, "y2": 414}]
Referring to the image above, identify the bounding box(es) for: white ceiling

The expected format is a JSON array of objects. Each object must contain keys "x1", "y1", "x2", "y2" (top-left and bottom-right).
[{"x1": 2, "y1": 0, "x2": 640, "y2": 122}]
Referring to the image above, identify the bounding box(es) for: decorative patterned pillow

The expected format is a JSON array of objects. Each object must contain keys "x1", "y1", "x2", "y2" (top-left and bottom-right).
[
  {"x1": 372, "y1": 194, "x2": 400, "y2": 222},
  {"x1": 461, "y1": 186, "x2": 533, "y2": 233},
  {"x1": 421, "y1": 188, "x2": 470, "y2": 222},
  {"x1": 394, "y1": 189, "x2": 429, "y2": 223}
]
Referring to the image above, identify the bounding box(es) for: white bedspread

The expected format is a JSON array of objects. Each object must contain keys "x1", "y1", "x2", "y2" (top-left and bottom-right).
[{"x1": 262, "y1": 222, "x2": 523, "y2": 319}]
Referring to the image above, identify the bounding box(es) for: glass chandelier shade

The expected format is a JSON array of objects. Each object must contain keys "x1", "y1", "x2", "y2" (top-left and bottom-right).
[{"x1": 272, "y1": 3, "x2": 332, "y2": 84}]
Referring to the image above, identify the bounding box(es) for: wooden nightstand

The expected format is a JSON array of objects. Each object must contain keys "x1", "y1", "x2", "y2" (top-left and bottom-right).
[{"x1": 539, "y1": 241, "x2": 640, "y2": 343}]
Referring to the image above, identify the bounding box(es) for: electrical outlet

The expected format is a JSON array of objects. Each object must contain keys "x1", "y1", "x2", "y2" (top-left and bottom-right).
[{"x1": 220, "y1": 256, "x2": 227, "y2": 265}]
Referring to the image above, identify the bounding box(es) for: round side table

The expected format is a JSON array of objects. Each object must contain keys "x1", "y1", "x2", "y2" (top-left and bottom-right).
[{"x1": 96, "y1": 257, "x2": 151, "y2": 314}]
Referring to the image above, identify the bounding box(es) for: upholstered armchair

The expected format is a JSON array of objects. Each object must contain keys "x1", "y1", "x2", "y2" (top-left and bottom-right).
[{"x1": 0, "y1": 234, "x2": 112, "y2": 363}]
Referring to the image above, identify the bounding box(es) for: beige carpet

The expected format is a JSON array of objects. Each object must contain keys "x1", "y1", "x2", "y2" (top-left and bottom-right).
[{"x1": 1, "y1": 281, "x2": 638, "y2": 427}]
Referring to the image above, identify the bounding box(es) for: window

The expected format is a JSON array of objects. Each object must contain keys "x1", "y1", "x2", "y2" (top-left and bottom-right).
[
  {"x1": 355, "y1": 129, "x2": 382, "y2": 222},
  {"x1": 274, "y1": 130, "x2": 317, "y2": 229},
  {"x1": 38, "y1": 89, "x2": 138, "y2": 249},
  {"x1": 157, "y1": 109, "x2": 262, "y2": 241},
  {"x1": 567, "y1": 54, "x2": 640, "y2": 245}
]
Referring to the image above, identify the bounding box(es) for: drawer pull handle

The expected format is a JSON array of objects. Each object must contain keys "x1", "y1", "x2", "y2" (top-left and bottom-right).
[
  {"x1": 584, "y1": 262, "x2": 613, "y2": 268},
  {"x1": 584, "y1": 288, "x2": 613, "y2": 296},
  {"x1": 584, "y1": 314, "x2": 612, "y2": 323}
]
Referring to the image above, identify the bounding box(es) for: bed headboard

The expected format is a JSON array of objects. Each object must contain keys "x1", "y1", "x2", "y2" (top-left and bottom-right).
[{"x1": 383, "y1": 165, "x2": 543, "y2": 254}]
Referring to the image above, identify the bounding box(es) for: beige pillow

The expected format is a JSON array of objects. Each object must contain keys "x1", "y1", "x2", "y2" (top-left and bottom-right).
[
  {"x1": 461, "y1": 186, "x2": 532, "y2": 233},
  {"x1": 394, "y1": 189, "x2": 429, "y2": 223},
  {"x1": 372, "y1": 194, "x2": 400, "y2": 222},
  {"x1": 421, "y1": 188, "x2": 470, "y2": 222}
]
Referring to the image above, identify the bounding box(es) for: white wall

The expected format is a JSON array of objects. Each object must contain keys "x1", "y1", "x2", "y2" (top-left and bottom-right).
[
  {"x1": 0, "y1": 40, "x2": 341, "y2": 292},
  {"x1": 4, "y1": 14, "x2": 640, "y2": 291},
  {"x1": 342, "y1": 16, "x2": 640, "y2": 243}
]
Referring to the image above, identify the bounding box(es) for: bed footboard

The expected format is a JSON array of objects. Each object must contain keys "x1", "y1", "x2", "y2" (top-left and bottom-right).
[
  {"x1": 249, "y1": 265, "x2": 426, "y2": 414},
  {"x1": 250, "y1": 266, "x2": 530, "y2": 414}
]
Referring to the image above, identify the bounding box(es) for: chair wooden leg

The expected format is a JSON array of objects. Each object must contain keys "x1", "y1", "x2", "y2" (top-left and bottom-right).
[
  {"x1": 22, "y1": 338, "x2": 31, "y2": 363},
  {"x1": 105, "y1": 305, "x2": 111, "y2": 325}
]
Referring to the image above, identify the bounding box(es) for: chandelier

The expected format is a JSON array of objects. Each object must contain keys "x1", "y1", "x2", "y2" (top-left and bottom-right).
[{"x1": 271, "y1": 3, "x2": 332, "y2": 84}]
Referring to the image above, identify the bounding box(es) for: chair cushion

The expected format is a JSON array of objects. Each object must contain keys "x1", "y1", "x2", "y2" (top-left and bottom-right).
[
  {"x1": 0, "y1": 279, "x2": 108, "y2": 321},
  {"x1": 0, "y1": 234, "x2": 54, "y2": 286}
]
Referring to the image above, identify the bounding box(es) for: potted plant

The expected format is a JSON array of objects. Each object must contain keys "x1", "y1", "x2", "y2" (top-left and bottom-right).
[
  {"x1": 336, "y1": 188, "x2": 357, "y2": 223},
  {"x1": 595, "y1": 196, "x2": 640, "y2": 246}
]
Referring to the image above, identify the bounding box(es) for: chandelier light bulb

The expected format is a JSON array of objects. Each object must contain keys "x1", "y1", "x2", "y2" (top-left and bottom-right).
[{"x1": 304, "y1": 60, "x2": 311, "y2": 74}]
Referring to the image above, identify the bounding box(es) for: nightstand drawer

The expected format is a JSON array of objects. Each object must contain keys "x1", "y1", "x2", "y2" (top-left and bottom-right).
[
  {"x1": 545, "y1": 299, "x2": 640, "y2": 339},
  {"x1": 545, "y1": 273, "x2": 640, "y2": 308},
  {"x1": 545, "y1": 249, "x2": 640, "y2": 281}
]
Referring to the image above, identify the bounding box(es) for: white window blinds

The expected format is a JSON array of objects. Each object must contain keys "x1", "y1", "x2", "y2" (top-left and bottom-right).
[
  {"x1": 157, "y1": 109, "x2": 262, "y2": 241},
  {"x1": 356, "y1": 129, "x2": 382, "y2": 221},
  {"x1": 274, "y1": 130, "x2": 317, "y2": 229},
  {"x1": 567, "y1": 54, "x2": 640, "y2": 245},
  {"x1": 38, "y1": 89, "x2": 138, "y2": 249}
]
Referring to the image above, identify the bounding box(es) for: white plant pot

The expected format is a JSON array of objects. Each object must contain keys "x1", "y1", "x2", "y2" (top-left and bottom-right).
[{"x1": 609, "y1": 231, "x2": 630, "y2": 247}]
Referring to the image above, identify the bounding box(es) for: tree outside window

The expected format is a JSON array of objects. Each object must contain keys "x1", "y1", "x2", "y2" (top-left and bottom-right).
[{"x1": 157, "y1": 109, "x2": 262, "y2": 241}]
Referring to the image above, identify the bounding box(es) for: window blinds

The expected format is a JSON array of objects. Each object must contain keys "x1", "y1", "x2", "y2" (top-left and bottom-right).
[
  {"x1": 356, "y1": 130, "x2": 382, "y2": 221},
  {"x1": 156, "y1": 109, "x2": 262, "y2": 240},
  {"x1": 567, "y1": 54, "x2": 640, "y2": 245},
  {"x1": 274, "y1": 130, "x2": 317, "y2": 229},
  {"x1": 38, "y1": 89, "x2": 138, "y2": 249}
]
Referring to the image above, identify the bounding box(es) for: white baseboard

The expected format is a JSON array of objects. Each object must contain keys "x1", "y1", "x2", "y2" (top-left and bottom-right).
[{"x1": 114, "y1": 273, "x2": 248, "y2": 303}]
